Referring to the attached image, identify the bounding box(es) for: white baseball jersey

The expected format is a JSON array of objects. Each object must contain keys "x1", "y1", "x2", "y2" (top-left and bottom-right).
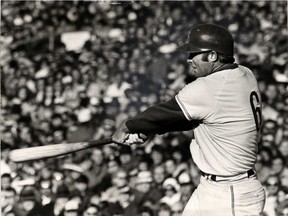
[{"x1": 175, "y1": 65, "x2": 262, "y2": 176}]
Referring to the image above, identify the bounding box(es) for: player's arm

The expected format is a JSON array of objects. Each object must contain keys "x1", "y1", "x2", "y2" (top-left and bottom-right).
[
  {"x1": 126, "y1": 97, "x2": 200, "y2": 134},
  {"x1": 112, "y1": 97, "x2": 200, "y2": 145}
]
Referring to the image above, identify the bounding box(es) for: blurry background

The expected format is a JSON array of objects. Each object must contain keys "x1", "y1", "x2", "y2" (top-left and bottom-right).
[{"x1": 1, "y1": 1, "x2": 288, "y2": 216}]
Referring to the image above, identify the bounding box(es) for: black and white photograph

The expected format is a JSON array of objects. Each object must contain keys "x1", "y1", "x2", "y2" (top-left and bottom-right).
[{"x1": 1, "y1": 0, "x2": 287, "y2": 216}]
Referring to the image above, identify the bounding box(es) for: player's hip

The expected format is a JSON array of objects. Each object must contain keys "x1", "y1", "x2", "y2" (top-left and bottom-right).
[
  {"x1": 199, "y1": 172, "x2": 264, "y2": 192},
  {"x1": 182, "y1": 176, "x2": 265, "y2": 216}
]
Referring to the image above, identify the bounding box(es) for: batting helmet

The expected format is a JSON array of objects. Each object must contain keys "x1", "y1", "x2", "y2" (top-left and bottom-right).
[{"x1": 178, "y1": 24, "x2": 234, "y2": 56}]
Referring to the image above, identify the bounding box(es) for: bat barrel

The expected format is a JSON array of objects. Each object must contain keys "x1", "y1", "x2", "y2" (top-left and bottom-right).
[{"x1": 9, "y1": 137, "x2": 114, "y2": 163}]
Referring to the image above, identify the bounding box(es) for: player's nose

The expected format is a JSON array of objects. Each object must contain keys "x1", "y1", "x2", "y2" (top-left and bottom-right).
[{"x1": 187, "y1": 59, "x2": 196, "y2": 68}]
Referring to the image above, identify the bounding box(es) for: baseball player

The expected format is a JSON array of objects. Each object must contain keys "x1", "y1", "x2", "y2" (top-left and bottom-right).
[{"x1": 113, "y1": 23, "x2": 266, "y2": 216}]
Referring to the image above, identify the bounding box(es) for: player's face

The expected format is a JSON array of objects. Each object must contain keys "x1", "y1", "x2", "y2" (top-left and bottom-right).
[{"x1": 187, "y1": 52, "x2": 214, "y2": 78}]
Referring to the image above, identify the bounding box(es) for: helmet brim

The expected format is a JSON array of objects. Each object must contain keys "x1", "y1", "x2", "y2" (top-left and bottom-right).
[{"x1": 177, "y1": 43, "x2": 211, "y2": 53}]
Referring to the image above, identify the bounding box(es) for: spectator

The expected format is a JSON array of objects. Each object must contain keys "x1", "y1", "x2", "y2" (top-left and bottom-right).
[
  {"x1": 279, "y1": 139, "x2": 288, "y2": 164},
  {"x1": 138, "y1": 206, "x2": 155, "y2": 216},
  {"x1": 277, "y1": 186, "x2": 288, "y2": 204},
  {"x1": 38, "y1": 177, "x2": 53, "y2": 206},
  {"x1": 157, "y1": 202, "x2": 171, "y2": 216},
  {"x1": 101, "y1": 202, "x2": 124, "y2": 216},
  {"x1": 263, "y1": 175, "x2": 282, "y2": 216},
  {"x1": 262, "y1": 94, "x2": 280, "y2": 122},
  {"x1": 276, "y1": 199, "x2": 288, "y2": 216},
  {"x1": 104, "y1": 72, "x2": 132, "y2": 103},
  {"x1": 127, "y1": 168, "x2": 138, "y2": 189},
  {"x1": 169, "y1": 145, "x2": 190, "y2": 178},
  {"x1": 280, "y1": 167, "x2": 288, "y2": 189},
  {"x1": 51, "y1": 171, "x2": 65, "y2": 194},
  {"x1": 61, "y1": 163, "x2": 84, "y2": 192},
  {"x1": 164, "y1": 157, "x2": 177, "y2": 178},
  {"x1": 256, "y1": 146, "x2": 274, "y2": 183},
  {"x1": 101, "y1": 169, "x2": 129, "y2": 203},
  {"x1": 137, "y1": 154, "x2": 153, "y2": 172},
  {"x1": 170, "y1": 201, "x2": 184, "y2": 216},
  {"x1": 18, "y1": 186, "x2": 42, "y2": 216},
  {"x1": 84, "y1": 148, "x2": 109, "y2": 193},
  {"x1": 153, "y1": 165, "x2": 167, "y2": 190},
  {"x1": 62, "y1": 199, "x2": 80, "y2": 216},
  {"x1": 1, "y1": 187, "x2": 24, "y2": 216},
  {"x1": 117, "y1": 185, "x2": 142, "y2": 216},
  {"x1": 41, "y1": 184, "x2": 71, "y2": 216},
  {"x1": 38, "y1": 162, "x2": 55, "y2": 181},
  {"x1": 135, "y1": 170, "x2": 162, "y2": 206},
  {"x1": 118, "y1": 146, "x2": 138, "y2": 173},
  {"x1": 150, "y1": 145, "x2": 165, "y2": 167},
  {"x1": 82, "y1": 204, "x2": 99, "y2": 216},
  {"x1": 87, "y1": 194, "x2": 101, "y2": 209},
  {"x1": 1, "y1": 173, "x2": 13, "y2": 190},
  {"x1": 177, "y1": 172, "x2": 195, "y2": 205},
  {"x1": 270, "y1": 153, "x2": 286, "y2": 176},
  {"x1": 160, "y1": 178, "x2": 181, "y2": 208},
  {"x1": 73, "y1": 174, "x2": 89, "y2": 197},
  {"x1": 106, "y1": 157, "x2": 121, "y2": 176}
]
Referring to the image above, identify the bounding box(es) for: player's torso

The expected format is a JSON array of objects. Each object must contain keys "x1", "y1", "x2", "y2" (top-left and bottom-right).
[
  {"x1": 197, "y1": 66, "x2": 261, "y2": 175},
  {"x1": 182, "y1": 65, "x2": 262, "y2": 175}
]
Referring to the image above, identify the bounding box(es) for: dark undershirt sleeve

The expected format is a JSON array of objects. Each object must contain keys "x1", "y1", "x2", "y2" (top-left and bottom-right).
[{"x1": 125, "y1": 97, "x2": 200, "y2": 135}]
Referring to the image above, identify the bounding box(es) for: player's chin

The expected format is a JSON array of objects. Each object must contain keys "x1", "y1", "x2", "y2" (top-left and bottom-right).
[{"x1": 189, "y1": 69, "x2": 199, "y2": 78}]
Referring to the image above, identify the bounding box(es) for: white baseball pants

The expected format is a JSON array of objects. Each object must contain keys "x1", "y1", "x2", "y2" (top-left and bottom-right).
[{"x1": 182, "y1": 175, "x2": 266, "y2": 216}]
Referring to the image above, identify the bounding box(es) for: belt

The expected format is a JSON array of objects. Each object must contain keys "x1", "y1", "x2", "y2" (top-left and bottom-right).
[{"x1": 201, "y1": 169, "x2": 255, "y2": 182}]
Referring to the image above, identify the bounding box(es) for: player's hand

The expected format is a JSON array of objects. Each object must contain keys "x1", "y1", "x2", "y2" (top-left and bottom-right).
[
  {"x1": 112, "y1": 121, "x2": 147, "y2": 146},
  {"x1": 124, "y1": 133, "x2": 148, "y2": 145}
]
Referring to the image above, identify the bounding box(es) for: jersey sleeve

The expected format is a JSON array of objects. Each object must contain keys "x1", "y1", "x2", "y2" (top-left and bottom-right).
[
  {"x1": 175, "y1": 78, "x2": 214, "y2": 121},
  {"x1": 125, "y1": 98, "x2": 200, "y2": 135}
]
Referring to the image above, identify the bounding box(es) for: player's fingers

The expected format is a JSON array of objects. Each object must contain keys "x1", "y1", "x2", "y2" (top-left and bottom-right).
[
  {"x1": 138, "y1": 133, "x2": 148, "y2": 140},
  {"x1": 127, "y1": 134, "x2": 138, "y2": 143},
  {"x1": 113, "y1": 134, "x2": 130, "y2": 146},
  {"x1": 126, "y1": 134, "x2": 145, "y2": 144}
]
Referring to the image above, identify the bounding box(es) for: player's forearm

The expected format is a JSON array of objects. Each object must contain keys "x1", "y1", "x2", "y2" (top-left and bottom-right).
[{"x1": 125, "y1": 98, "x2": 200, "y2": 135}]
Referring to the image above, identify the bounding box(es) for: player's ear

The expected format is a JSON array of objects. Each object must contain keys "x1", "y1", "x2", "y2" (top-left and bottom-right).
[{"x1": 208, "y1": 51, "x2": 218, "y2": 62}]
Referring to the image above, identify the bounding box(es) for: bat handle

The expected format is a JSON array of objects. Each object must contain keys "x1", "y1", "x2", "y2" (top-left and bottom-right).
[
  {"x1": 88, "y1": 137, "x2": 131, "y2": 148},
  {"x1": 88, "y1": 137, "x2": 114, "y2": 148}
]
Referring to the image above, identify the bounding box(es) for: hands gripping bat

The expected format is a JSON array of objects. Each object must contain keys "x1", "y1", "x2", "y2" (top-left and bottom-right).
[{"x1": 9, "y1": 137, "x2": 113, "y2": 163}]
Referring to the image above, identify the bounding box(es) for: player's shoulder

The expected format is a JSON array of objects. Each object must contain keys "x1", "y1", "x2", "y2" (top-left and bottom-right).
[
  {"x1": 237, "y1": 64, "x2": 254, "y2": 75},
  {"x1": 182, "y1": 77, "x2": 206, "y2": 90},
  {"x1": 177, "y1": 78, "x2": 208, "y2": 98},
  {"x1": 237, "y1": 64, "x2": 258, "y2": 81}
]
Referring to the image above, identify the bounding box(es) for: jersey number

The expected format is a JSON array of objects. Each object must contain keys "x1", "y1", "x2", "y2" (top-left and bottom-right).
[{"x1": 250, "y1": 91, "x2": 262, "y2": 132}]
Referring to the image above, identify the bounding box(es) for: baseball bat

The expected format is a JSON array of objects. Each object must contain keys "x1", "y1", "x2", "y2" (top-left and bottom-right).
[{"x1": 9, "y1": 137, "x2": 113, "y2": 163}]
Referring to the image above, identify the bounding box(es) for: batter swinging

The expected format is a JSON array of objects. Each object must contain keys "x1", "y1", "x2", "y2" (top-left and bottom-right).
[{"x1": 113, "y1": 23, "x2": 266, "y2": 216}]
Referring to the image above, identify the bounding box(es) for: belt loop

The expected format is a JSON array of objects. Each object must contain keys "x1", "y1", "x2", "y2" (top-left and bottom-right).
[
  {"x1": 247, "y1": 169, "x2": 255, "y2": 177},
  {"x1": 201, "y1": 171, "x2": 217, "y2": 181}
]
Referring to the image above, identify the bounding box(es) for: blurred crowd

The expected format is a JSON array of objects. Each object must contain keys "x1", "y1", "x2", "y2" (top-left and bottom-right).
[{"x1": 1, "y1": 1, "x2": 288, "y2": 216}]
